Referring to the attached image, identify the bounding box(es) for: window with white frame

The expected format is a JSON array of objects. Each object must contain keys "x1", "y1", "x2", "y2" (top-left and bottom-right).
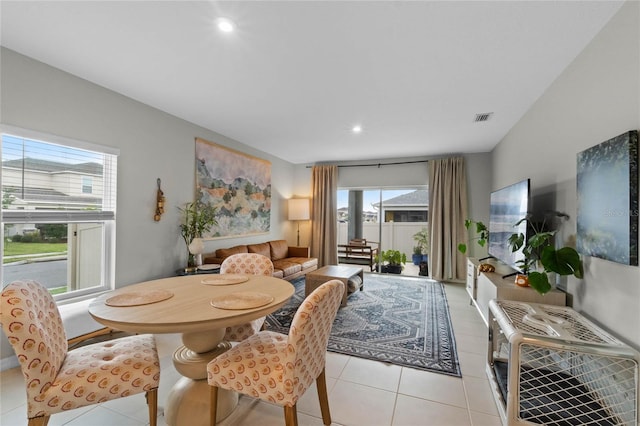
[{"x1": 1, "y1": 126, "x2": 118, "y2": 300}]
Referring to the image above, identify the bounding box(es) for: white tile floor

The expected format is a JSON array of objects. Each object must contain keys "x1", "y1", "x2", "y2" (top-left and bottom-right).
[{"x1": 0, "y1": 279, "x2": 502, "y2": 426}]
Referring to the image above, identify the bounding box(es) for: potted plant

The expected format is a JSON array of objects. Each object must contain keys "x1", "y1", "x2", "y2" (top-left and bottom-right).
[
  {"x1": 412, "y1": 245, "x2": 423, "y2": 265},
  {"x1": 412, "y1": 227, "x2": 430, "y2": 262},
  {"x1": 178, "y1": 200, "x2": 218, "y2": 269},
  {"x1": 508, "y1": 215, "x2": 583, "y2": 295},
  {"x1": 376, "y1": 249, "x2": 407, "y2": 274},
  {"x1": 457, "y1": 219, "x2": 488, "y2": 254}
]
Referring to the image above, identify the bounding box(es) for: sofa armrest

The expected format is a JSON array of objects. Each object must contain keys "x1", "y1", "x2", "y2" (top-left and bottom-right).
[{"x1": 288, "y1": 246, "x2": 310, "y2": 257}]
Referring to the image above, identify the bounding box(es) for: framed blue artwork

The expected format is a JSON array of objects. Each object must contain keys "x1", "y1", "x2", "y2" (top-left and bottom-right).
[{"x1": 577, "y1": 130, "x2": 638, "y2": 266}]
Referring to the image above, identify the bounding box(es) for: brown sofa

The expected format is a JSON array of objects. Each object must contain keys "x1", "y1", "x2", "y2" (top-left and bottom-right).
[{"x1": 203, "y1": 239, "x2": 318, "y2": 281}]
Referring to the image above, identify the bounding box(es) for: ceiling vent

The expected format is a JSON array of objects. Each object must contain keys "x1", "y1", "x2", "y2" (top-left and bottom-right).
[{"x1": 474, "y1": 112, "x2": 493, "y2": 122}]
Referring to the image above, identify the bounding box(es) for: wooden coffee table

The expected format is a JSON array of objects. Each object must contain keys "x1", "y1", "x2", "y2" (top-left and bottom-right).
[{"x1": 306, "y1": 265, "x2": 363, "y2": 307}]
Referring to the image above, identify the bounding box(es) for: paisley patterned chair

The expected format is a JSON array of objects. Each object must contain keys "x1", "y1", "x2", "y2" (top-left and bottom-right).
[
  {"x1": 207, "y1": 279, "x2": 345, "y2": 426},
  {"x1": 220, "y1": 253, "x2": 275, "y2": 341},
  {"x1": 0, "y1": 280, "x2": 160, "y2": 426}
]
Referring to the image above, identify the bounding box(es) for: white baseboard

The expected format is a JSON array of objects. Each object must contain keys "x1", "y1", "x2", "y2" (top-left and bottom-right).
[{"x1": 1, "y1": 355, "x2": 19, "y2": 371}]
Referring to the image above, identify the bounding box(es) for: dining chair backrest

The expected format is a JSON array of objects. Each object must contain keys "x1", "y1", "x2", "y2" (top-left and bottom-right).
[
  {"x1": 287, "y1": 279, "x2": 344, "y2": 392},
  {"x1": 2, "y1": 280, "x2": 161, "y2": 426},
  {"x1": 220, "y1": 253, "x2": 274, "y2": 276},
  {"x1": 220, "y1": 253, "x2": 275, "y2": 342},
  {"x1": 1, "y1": 280, "x2": 69, "y2": 398}
]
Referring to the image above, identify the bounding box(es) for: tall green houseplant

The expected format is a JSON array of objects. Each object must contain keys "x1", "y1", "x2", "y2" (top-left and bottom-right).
[{"x1": 179, "y1": 200, "x2": 218, "y2": 267}]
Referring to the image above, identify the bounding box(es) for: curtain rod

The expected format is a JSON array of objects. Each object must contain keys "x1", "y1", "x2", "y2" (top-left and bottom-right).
[{"x1": 306, "y1": 159, "x2": 428, "y2": 168}]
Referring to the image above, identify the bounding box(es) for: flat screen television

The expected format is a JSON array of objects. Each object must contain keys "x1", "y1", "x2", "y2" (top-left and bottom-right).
[{"x1": 488, "y1": 179, "x2": 530, "y2": 271}]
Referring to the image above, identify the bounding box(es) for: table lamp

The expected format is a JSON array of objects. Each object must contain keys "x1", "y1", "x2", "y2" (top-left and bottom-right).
[{"x1": 288, "y1": 198, "x2": 310, "y2": 246}]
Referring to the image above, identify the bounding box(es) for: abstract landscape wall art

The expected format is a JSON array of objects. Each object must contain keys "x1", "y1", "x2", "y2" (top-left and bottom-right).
[
  {"x1": 195, "y1": 138, "x2": 271, "y2": 238},
  {"x1": 576, "y1": 130, "x2": 638, "y2": 266}
]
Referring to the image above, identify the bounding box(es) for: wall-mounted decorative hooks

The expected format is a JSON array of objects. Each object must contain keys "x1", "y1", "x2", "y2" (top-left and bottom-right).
[{"x1": 154, "y1": 178, "x2": 165, "y2": 221}]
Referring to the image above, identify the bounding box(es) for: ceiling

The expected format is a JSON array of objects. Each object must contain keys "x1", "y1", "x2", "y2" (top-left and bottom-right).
[{"x1": 0, "y1": 1, "x2": 624, "y2": 165}]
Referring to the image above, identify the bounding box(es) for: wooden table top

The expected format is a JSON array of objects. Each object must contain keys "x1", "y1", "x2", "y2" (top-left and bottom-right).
[
  {"x1": 89, "y1": 274, "x2": 294, "y2": 334},
  {"x1": 310, "y1": 265, "x2": 363, "y2": 279}
]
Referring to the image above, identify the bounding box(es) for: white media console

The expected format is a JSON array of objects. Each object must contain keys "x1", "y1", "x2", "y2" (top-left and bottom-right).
[{"x1": 465, "y1": 257, "x2": 566, "y2": 326}]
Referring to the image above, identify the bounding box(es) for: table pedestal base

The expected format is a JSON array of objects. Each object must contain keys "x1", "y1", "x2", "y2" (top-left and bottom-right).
[
  {"x1": 165, "y1": 377, "x2": 238, "y2": 426},
  {"x1": 165, "y1": 329, "x2": 236, "y2": 426}
]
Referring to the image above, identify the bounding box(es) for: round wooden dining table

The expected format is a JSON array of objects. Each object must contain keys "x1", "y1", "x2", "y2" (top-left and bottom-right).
[{"x1": 89, "y1": 274, "x2": 294, "y2": 426}]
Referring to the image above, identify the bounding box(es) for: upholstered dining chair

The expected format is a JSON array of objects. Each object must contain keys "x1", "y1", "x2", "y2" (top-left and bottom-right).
[
  {"x1": 207, "y1": 279, "x2": 345, "y2": 426},
  {"x1": 0, "y1": 280, "x2": 160, "y2": 426},
  {"x1": 220, "y1": 253, "x2": 275, "y2": 342}
]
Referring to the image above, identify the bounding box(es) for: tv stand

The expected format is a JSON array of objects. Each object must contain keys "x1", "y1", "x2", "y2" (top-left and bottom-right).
[{"x1": 466, "y1": 258, "x2": 566, "y2": 327}]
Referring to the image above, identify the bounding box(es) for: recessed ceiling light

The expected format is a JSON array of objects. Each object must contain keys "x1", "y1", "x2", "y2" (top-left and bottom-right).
[
  {"x1": 216, "y1": 17, "x2": 235, "y2": 33},
  {"x1": 352, "y1": 125, "x2": 362, "y2": 134}
]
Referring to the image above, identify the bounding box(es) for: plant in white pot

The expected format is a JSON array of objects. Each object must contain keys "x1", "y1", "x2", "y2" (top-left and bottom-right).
[{"x1": 178, "y1": 200, "x2": 217, "y2": 270}]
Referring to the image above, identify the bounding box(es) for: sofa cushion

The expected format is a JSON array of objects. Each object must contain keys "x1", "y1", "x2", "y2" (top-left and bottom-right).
[
  {"x1": 269, "y1": 240, "x2": 289, "y2": 261},
  {"x1": 272, "y1": 269, "x2": 285, "y2": 279},
  {"x1": 247, "y1": 242, "x2": 271, "y2": 258},
  {"x1": 286, "y1": 257, "x2": 318, "y2": 270},
  {"x1": 272, "y1": 259, "x2": 302, "y2": 276},
  {"x1": 288, "y1": 246, "x2": 310, "y2": 257},
  {"x1": 216, "y1": 245, "x2": 248, "y2": 260}
]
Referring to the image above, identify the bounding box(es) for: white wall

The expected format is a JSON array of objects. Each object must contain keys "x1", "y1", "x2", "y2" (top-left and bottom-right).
[
  {"x1": 492, "y1": 1, "x2": 640, "y2": 348},
  {"x1": 1, "y1": 48, "x2": 298, "y2": 283},
  {"x1": 0, "y1": 48, "x2": 297, "y2": 361},
  {"x1": 464, "y1": 153, "x2": 492, "y2": 259}
]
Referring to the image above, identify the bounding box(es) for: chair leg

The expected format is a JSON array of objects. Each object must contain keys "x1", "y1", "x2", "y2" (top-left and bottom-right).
[
  {"x1": 210, "y1": 386, "x2": 219, "y2": 426},
  {"x1": 28, "y1": 416, "x2": 50, "y2": 426},
  {"x1": 146, "y1": 388, "x2": 158, "y2": 426},
  {"x1": 315, "y1": 368, "x2": 332, "y2": 425},
  {"x1": 284, "y1": 404, "x2": 298, "y2": 426}
]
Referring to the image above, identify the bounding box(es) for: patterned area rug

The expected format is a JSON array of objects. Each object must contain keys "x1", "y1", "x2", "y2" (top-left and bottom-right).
[{"x1": 265, "y1": 273, "x2": 461, "y2": 377}]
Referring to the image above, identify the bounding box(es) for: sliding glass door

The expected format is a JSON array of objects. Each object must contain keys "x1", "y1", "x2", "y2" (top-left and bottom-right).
[{"x1": 337, "y1": 187, "x2": 428, "y2": 256}]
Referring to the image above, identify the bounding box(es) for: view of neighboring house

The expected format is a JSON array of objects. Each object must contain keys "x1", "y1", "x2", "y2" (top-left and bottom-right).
[
  {"x1": 2, "y1": 136, "x2": 113, "y2": 295},
  {"x1": 2, "y1": 153, "x2": 104, "y2": 236},
  {"x1": 337, "y1": 207, "x2": 377, "y2": 223},
  {"x1": 337, "y1": 189, "x2": 428, "y2": 223},
  {"x1": 373, "y1": 189, "x2": 429, "y2": 222}
]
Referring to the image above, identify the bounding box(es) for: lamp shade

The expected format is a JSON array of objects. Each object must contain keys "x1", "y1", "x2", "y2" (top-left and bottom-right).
[{"x1": 288, "y1": 198, "x2": 310, "y2": 221}]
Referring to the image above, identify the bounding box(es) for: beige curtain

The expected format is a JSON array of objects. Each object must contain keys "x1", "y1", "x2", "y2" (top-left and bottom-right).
[
  {"x1": 428, "y1": 157, "x2": 468, "y2": 281},
  {"x1": 310, "y1": 165, "x2": 338, "y2": 267}
]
